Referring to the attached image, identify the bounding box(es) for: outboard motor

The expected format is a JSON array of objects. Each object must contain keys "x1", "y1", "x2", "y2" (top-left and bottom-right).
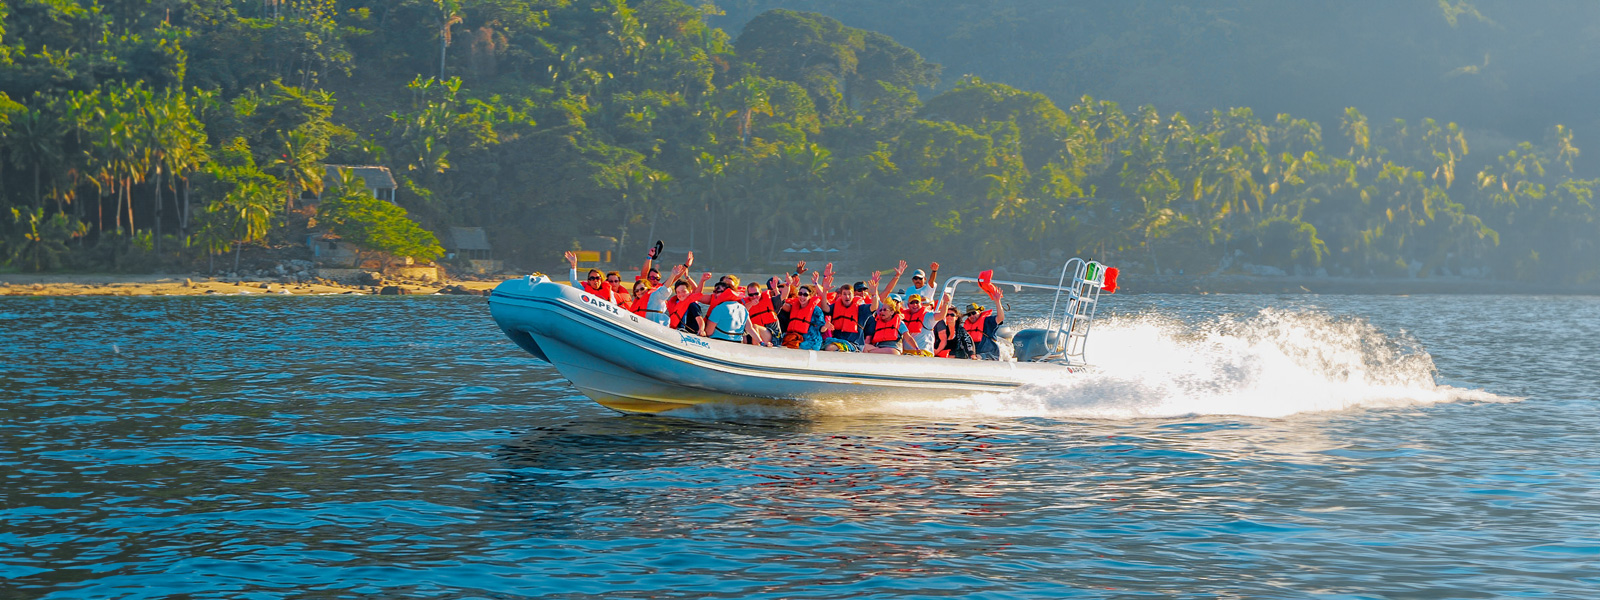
[{"x1": 1010, "y1": 328, "x2": 1067, "y2": 362}]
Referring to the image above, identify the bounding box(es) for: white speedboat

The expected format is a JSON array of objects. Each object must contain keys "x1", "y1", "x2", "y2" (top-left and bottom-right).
[{"x1": 488, "y1": 258, "x2": 1118, "y2": 414}]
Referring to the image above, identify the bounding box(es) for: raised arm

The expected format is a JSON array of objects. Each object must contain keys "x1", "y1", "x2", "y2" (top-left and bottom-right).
[
  {"x1": 869, "y1": 271, "x2": 884, "y2": 311},
  {"x1": 822, "y1": 263, "x2": 835, "y2": 291},
  {"x1": 638, "y1": 240, "x2": 663, "y2": 280},
  {"x1": 988, "y1": 284, "x2": 1005, "y2": 324},
  {"x1": 564, "y1": 251, "x2": 580, "y2": 285},
  {"x1": 881, "y1": 260, "x2": 908, "y2": 299},
  {"x1": 696, "y1": 272, "x2": 713, "y2": 295},
  {"x1": 927, "y1": 261, "x2": 940, "y2": 291}
]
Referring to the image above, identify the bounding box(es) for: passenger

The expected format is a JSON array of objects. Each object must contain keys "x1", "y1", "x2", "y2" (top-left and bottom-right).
[
  {"x1": 628, "y1": 280, "x2": 652, "y2": 317},
  {"x1": 783, "y1": 283, "x2": 828, "y2": 350},
  {"x1": 964, "y1": 287, "x2": 1007, "y2": 360},
  {"x1": 637, "y1": 240, "x2": 665, "y2": 282},
  {"x1": 706, "y1": 279, "x2": 750, "y2": 342},
  {"x1": 902, "y1": 294, "x2": 938, "y2": 352},
  {"x1": 564, "y1": 250, "x2": 617, "y2": 302},
  {"x1": 906, "y1": 263, "x2": 939, "y2": 304},
  {"x1": 865, "y1": 297, "x2": 920, "y2": 355},
  {"x1": 825, "y1": 283, "x2": 866, "y2": 347},
  {"x1": 931, "y1": 305, "x2": 977, "y2": 359},
  {"x1": 862, "y1": 260, "x2": 909, "y2": 343},
  {"x1": 667, "y1": 279, "x2": 707, "y2": 334},
  {"x1": 605, "y1": 271, "x2": 627, "y2": 298},
  {"x1": 744, "y1": 281, "x2": 780, "y2": 346},
  {"x1": 698, "y1": 274, "x2": 744, "y2": 310},
  {"x1": 644, "y1": 264, "x2": 687, "y2": 326}
]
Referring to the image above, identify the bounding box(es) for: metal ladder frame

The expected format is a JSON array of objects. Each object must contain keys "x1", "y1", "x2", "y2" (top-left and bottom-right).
[{"x1": 938, "y1": 258, "x2": 1113, "y2": 365}]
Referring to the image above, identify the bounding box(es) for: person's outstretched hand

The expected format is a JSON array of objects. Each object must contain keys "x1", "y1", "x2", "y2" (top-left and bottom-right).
[{"x1": 564, "y1": 251, "x2": 578, "y2": 269}]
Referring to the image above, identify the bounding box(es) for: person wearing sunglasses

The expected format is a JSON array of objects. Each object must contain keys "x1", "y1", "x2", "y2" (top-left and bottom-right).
[
  {"x1": 743, "y1": 281, "x2": 779, "y2": 346},
  {"x1": 635, "y1": 240, "x2": 665, "y2": 285},
  {"x1": 565, "y1": 250, "x2": 617, "y2": 303},
  {"x1": 864, "y1": 296, "x2": 921, "y2": 355},
  {"x1": 782, "y1": 284, "x2": 828, "y2": 350},
  {"x1": 902, "y1": 293, "x2": 941, "y2": 353},
  {"x1": 627, "y1": 279, "x2": 652, "y2": 318},
  {"x1": 605, "y1": 271, "x2": 627, "y2": 298},
  {"x1": 706, "y1": 279, "x2": 751, "y2": 343},
  {"x1": 641, "y1": 264, "x2": 688, "y2": 326},
  {"x1": 963, "y1": 294, "x2": 1007, "y2": 360},
  {"x1": 931, "y1": 305, "x2": 977, "y2": 359}
]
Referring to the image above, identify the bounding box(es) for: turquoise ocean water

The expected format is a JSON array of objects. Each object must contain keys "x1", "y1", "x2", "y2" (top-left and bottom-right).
[{"x1": 1, "y1": 293, "x2": 1596, "y2": 598}]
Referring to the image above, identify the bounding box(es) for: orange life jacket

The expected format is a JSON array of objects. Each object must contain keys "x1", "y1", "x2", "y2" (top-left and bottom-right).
[
  {"x1": 667, "y1": 295, "x2": 696, "y2": 329},
  {"x1": 786, "y1": 297, "x2": 820, "y2": 334},
  {"x1": 581, "y1": 281, "x2": 615, "y2": 303},
  {"x1": 964, "y1": 310, "x2": 993, "y2": 342},
  {"x1": 746, "y1": 293, "x2": 778, "y2": 327},
  {"x1": 830, "y1": 296, "x2": 862, "y2": 333},
  {"x1": 702, "y1": 289, "x2": 743, "y2": 311},
  {"x1": 869, "y1": 313, "x2": 903, "y2": 345},
  {"x1": 902, "y1": 305, "x2": 929, "y2": 334},
  {"x1": 629, "y1": 295, "x2": 651, "y2": 317}
]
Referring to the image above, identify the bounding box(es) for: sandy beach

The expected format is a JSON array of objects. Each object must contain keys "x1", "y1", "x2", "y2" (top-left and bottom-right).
[{"x1": 0, "y1": 273, "x2": 500, "y2": 297}]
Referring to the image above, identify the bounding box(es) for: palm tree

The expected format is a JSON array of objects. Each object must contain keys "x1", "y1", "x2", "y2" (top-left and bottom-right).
[
  {"x1": 217, "y1": 180, "x2": 279, "y2": 272},
  {"x1": 267, "y1": 129, "x2": 324, "y2": 212},
  {"x1": 6, "y1": 106, "x2": 64, "y2": 210},
  {"x1": 726, "y1": 76, "x2": 772, "y2": 147},
  {"x1": 436, "y1": 0, "x2": 463, "y2": 79}
]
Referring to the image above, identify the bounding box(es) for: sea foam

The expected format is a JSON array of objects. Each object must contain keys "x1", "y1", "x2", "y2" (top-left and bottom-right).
[{"x1": 846, "y1": 309, "x2": 1510, "y2": 420}]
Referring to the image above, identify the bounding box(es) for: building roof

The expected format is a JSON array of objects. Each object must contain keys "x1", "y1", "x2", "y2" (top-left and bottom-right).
[
  {"x1": 447, "y1": 227, "x2": 492, "y2": 251},
  {"x1": 323, "y1": 165, "x2": 397, "y2": 190}
]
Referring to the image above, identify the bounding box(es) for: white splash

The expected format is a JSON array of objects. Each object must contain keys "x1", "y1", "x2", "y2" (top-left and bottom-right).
[{"x1": 857, "y1": 309, "x2": 1509, "y2": 420}]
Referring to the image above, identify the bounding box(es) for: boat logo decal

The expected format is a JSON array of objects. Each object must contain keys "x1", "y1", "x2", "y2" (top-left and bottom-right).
[
  {"x1": 579, "y1": 293, "x2": 623, "y2": 317},
  {"x1": 679, "y1": 333, "x2": 711, "y2": 348}
]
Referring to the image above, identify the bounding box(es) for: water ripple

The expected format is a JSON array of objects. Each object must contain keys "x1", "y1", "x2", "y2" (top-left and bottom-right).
[{"x1": 1, "y1": 295, "x2": 1597, "y2": 598}]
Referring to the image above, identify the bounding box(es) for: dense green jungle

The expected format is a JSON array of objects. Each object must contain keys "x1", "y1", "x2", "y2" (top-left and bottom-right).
[{"x1": 0, "y1": 0, "x2": 1595, "y2": 282}]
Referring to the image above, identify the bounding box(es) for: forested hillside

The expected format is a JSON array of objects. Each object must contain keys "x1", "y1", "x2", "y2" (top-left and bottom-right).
[{"x1": 0, "y1": 1, "x2": 1595, "y2": 283}]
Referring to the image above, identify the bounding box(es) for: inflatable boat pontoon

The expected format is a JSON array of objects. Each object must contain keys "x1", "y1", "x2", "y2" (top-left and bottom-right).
[{"x1": 487, "y1": 258, "x2": 1118, "y2": 414}]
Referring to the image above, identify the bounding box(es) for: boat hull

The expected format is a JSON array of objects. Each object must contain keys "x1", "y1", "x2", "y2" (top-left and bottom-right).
[{"x1": 488, "y1": 276, "x2": 1077, "y2": 414}]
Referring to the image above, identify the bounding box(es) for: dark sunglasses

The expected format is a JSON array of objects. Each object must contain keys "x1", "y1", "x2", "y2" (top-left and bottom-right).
[
  {"x1": 587, "y1": 275, "x2": 601, "y2": 281},
  {"x1": 607, "y1": 277, "x2": 621, "y2": 283},
  {"x1": 797, "y1": 291, "x2": 811, "y2": 297}
]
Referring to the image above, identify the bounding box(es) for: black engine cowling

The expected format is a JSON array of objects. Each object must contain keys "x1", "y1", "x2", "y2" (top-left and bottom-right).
[{"x1": 1010, "y1": 328, "x2": 1066, "y2": 362}]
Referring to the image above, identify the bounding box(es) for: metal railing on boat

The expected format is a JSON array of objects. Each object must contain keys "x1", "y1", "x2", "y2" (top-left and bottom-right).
[{"x1": 938, "y1": 258, "x2": 1115, "y2": 365}]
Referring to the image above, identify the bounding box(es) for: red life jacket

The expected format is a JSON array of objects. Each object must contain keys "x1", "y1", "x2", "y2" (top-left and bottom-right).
[
  {"x1": 869, "y1": 313, "x2": 903, "y2": 345},
  {"x1": 902, "y1": 305, "x2": 929, "y2": 334},
  {"x1": 746, "y1": 293, "x2": 778, "y2": 327},
  {"x1": 830, "y1": 296, "x2": 862, "y2": 333},
  {"x1": 786, "y1": 297, "x2": 820, "y2": 334},
  {"x1": 608, "y1": 282, "x2": 629, "y2": 297},
  {"x1": 964, "y1": 310, "x2": 993, "y2": 342},
  {"x1": 629, "y1": 295, "x2": 651, "y2": 317},
  {"x1": 703, "y1": 289, "x2": 743, "y2": 311},
  {"x1": 667, "y1": 295, "x2": 696, "y2": 329},
  {"x1": 581, "y1": 281, "x2": 615, "y2": 303}
]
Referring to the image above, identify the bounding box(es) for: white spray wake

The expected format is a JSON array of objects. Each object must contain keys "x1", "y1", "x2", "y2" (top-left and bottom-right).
[{"x1": 840, "y1": 309, "x2": 1510, "y2": 420}]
